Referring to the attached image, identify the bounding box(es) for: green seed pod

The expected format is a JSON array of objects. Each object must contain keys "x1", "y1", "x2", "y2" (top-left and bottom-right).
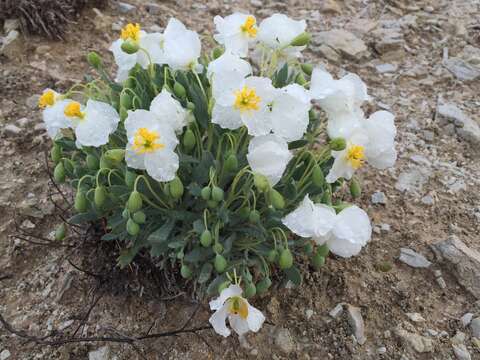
[
  {"x1": 207, "y1": 200, "x2": 218, "y2": 209},
  {"x1": 301, "y1": 63, "x2": 313, "y2": 76},
  {"x1": 330, "y1": 137, "x2": 347, "y2": 151},
  {"x1": 266, "y1": 249, "x2": 278, "y2": 263},
  {"x1": 51, "y1": 144, "x2": 62, "y2": 163},
  {"x1": 256, "y1": 277, "x2": 272, "y2": 295},
  {"x1": 182, "y1": 129, "x2": 196, "y2": 151},
  {"x1": 311, "y1": 252, "x2": 325, "y2": 270},
  {"x1": 99, "y1": 155, "x2": 113, "y2": 170},
  {"x1": 350, "y1": 178, "x2": 361, "y2": 198},
  {"x1": 122, "y1": 208, "x2": 130, "y2": 219},
  {"x1": 211, "y1": 186, "x2": 224, "y2": 202},
  {"x1": 218, "y1": 280, "x2": 231, "y2": 294},
  {"x1": 238, "y1": 207, "x2": 250, "y2": 220},
  {"x1": 244, "y1": 281, "x2": 256, "y2": 298},
  {"x1": 126, "y1": 218, "x2": 140, "y2": 236},
  {"x1": 187, "y1": 102, "x2": 195, "y2": 111},
  {"x1": 180, "y1": 264, "x2": 192, "y2": 279},
  {"x1": 279, "y1": 249, "x2": 293, "y2": 269},
  {"x1": 254, "y1": 173, "x2": 270, "y2": 193},
  {"x1": 127, "y1": 191, "x2": 143, "y2": 213},
  {"x1": 132, "y1": 211, "x2": 146, "y2": 224},
  {"x1": 121, "y1": 39, "x2": 139, "y2": 54},
  {"x1": 200, "y1": 186, "x2": 211, "y2": 200},
  {"x1": 169, "y1": 177, "x2": 184, "y2": 199},
  {"x1": 94, "y1": 186, "x2": 107, "y2": 208},
  {"x1": 173, "y1": 82, "x2": 186, "y2": 99},
  {"x1": 86, "y1": 155, "x2": 99, "y2": 170},
  {"x1": 55, "y1": 223, "x2": 67, "y2": 241},
  {"x1": 53, "y1": 162, "x2": 65, "y2": 183},
  {"x1": 120, "y1": 92, "x2": 132, "y2": 109},
  {"x1": 214, "y1": 254, "x2": 227, "y2": 273},
  {"x1": 290, "y1": 32, "x2": 311, "y2": 46},
  {"x1": 249, "y1": 210, "x2": 260, "y2": 224},
  {"x1": 125, "y1": 171, "x2": 136, "y2": 189},
  {"x1": 304, "y1": 242, "x2": 314, "y2": 254},
  {"x1": 295, "y1": 72, "x2": 307, "y2": 86},
  {"x1": 224, "y1": 153, "x2": 238, "y2": 173},
  {"x1": 213, "y1": 243, "x2": 223, "y2": 254},
  {"x1": 200, "y1": 230, "x2": 212, "y2": 247},
  {"x1": 212, "y1": 46, "x2": 224, "y2": 59},
  {"x1": 312, "y1": 165, "x2": 324, "y2": 187},
  {"x1": 87, "y1": 51, "x2": 102, "y2": 69},
  {"x1": 317, "y1": 244, "x2": 330, "y2": 258},
  {"x1": 74, "y1": 191, "x2": 87, "y2": 213},
  {"x1": 105, "y1": 149, "x2": 125, "y2": 163},
  {"x1": 270, "y1": 189, "x2": 285, "y2": 210}
]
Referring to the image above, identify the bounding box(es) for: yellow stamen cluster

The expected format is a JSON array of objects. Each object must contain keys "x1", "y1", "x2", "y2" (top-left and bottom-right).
[
  {"x1": 121, "y1": 23, "x2": 141, "y2": 42},
  {"x1": 64, "y1": 102, "x2": 84, "y2": 119},
  {"x1": 345, "y1": 144, "x2": 365, "y2": 169},
  {"x1": 234, "y1": 86, "x2": 261, "y2": 112},
  {"x1": 38, "y1": 90, "x2": 55, "y2": 109},
  {"x1": 227, "y1": 296, "x2": 249, "y2": 319},
  {"x1": 240, "y1": 16, "x2": 257, "y2": 38},
  {"x1": 132, "y1": 128, "x2": 165, "y2": 154}
]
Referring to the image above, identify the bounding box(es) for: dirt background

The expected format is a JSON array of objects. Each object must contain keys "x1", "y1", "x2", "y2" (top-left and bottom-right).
[{"x1": 1, "y1": 0, "x2": 480, "y2": 359}]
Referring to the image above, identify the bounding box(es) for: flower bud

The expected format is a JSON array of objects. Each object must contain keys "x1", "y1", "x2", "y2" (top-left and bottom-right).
[
  {"x1": 211, "y1": 186, "x2": 224, "y2": 202},
  {"x1": 253, "y1": 173, "x2": 270, "y2": 193},
  {"x1": 290, "y1": 32, "x2": 311, "y2": 47},
  {"x1": 308, "y1": 109, "x2": 317, "y2": 121},
  {"x1": 87, "y1": 51, "x2": 102, "y2": 69},
  {"x1": 187, "y1": 102, "x2": 195, "y2": 111},
  {"x1": 249, "y1": 210, "x2": 260, "y2": 224},
  {"x1": 295, "y1": 72, "x2": 307, "y2": 86},
  {"x1": 169, "y1": 177, "x2": 184, "y2": 199},
  {"x1": 53, "y1": 162, "x2": 66, "y2": 183},
  {"x1": 304, "y1": 242, "x2": 314, "y2": 254},
  {"x1": 224, "y1": 153, "x2": 238, "y2": 173},
  {"x1": 238, "y1": 207, "x2": 250, "y2": 220},
  {"x1": 133, "y1": 211, "x2": 146, "y2": 224},
  {"x1": 207, "y1": 200, "x2": 219, "y2": 209},
  {"x1": 99, "y1": 155, "x2": 113, "y2": 170},
  {"x1": 55, "y1": 223, "x2": 67, "y2": 241},
  {"x1": 86, "y1": 155, "x2": 99, "y2": 170},
  {"x1": 200, "y1": 230, "x2": 213, "y2": 247},
  {"x1": 311, "y1": 252, "x2": 325, "y2": 270},
  {"x1": 312, "y1": 165, "x2": 324, "y2": 187},
  {"x1": 51, "y1": 144, "x2": 62, "y2": 164},
  {"x1": 127, "y1": 191, "x2": 143, "y2": 213},
  {"x1": 218, "y1": 280, "x2": 231, "y2": 294},
  {"x1": 213, "y1": 243, "x2": 223, "y2": 254},
  {"x1": 212, "y1": 47, "x2": 224, "y2": 59},
  {"x1": 126, "y1": 218, "x2": 140, "y2": 236},
  {"x1": 124, "y1": 77, "x2": 136, "y2": 89},
  {"x1": 329, "y1": 137, "x2": 346, "y2": 151},
  {"x1": 180, "y1": 264, "x2": 192, "y2": 279},
  {"x1": 317, "y1": 244, "x2": 330, "y2": 258},
  {"x1": 214, "y1": 254, "x2": 227, "y2": 273},
  {"x1": 125, "y1": 170, "x2": 136, "y2": 189},
  {"x1": 173, "y1": 82, "x2": 186, "y2": 99},
  {"x1": 119, "y1": 107, "x2": 128, "y2": 121},
  {"x1": 200, "y1": 186, "x2": 211, "y2": 200},
  {"x1": 269, "y1": 189, "x2": 285, "y2": 210},
  {"x1": 279, "y1": 249, "x2": 293, "y2": 269},
  {"x1": 266, "y1": 249, "x2": 278, "y2": 263},
  {"x1": 94, "y1": 186, "x2": 107, "y2": 208},
  {"x1": 120, "y1": 92, "x2": 132, "y2": 109},
  {"x1": 256, "y1": 277, "x2": 272, "y2": 295},
  {"x1": 122, "y1": 208, "x2": 130, "y2": 219},
  {"x1": 74, "y1": 191, "x2": 87, "y2": 213},
  {"x1": 105, "y1": 149, "x2": 125, "y2": 163},
  {"x1": 243, "y1": 281, "x2": 256, "y2": 298},
  {"x1": 121, "y1": 39, "x2": 139, "y2": 54},
  {"x1": 350, "y1": 178, "x2": 361, "y2": 198},
  {"x1": 182, "y1": 129, "x2": 196, "y2": 151},
  {"x1": 301, "y1": 63, "x2": 313, "y2": 76}
]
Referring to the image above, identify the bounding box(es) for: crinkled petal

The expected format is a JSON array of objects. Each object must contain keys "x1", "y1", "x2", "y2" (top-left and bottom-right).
[
  {"x1": 229, "y1": 315, "x2": 250, "y2": 336},
  {"x1": 125, "y1": 144, "x2": 146, "y2": 170},
  {"x1": 212, "y1": 103, "x2": 242, "y2": 130},
  {"x1": 258, "y1": 14, "x2": 306, "y2": 49},
  {"x1": 367, "y1": 147, "x2": 397, "y2": 169},
  {"x1": 75, "y1": 100, "x2": 119, "y2": 147},
  {"x1": 150, "y1": 89, "x2": 187, "y2": 133},
  {"x1": 209, "y1": 284, "x2": 243, "y2": 311},
  {"x1": 326, "y1": 112, "x2": 362, "y2": 139},
  {"x1": 138, "y1": 32, "x2": 166, "y2": 67},
  {"x1": 144, "y1": 148, "x2": 179, "y2": 182},
  {"x1": 214, "y1": 13, "x2": 256, "y2": 57},
  {"x1": 43, "y1": 99, "x2": 72, "y2": 138},
  {"x1": 245, "y1": 302, "x2": 265, "y2": 333},
  {"x1": 207, "y1": 52, "x2": 252, "y2": 80},
  {"x1": 363, "y1": 111, "x2": 397, "y2": 166},
  {"x1": 209, "y1": 304, "x2": 231, "y2": 337},
  {"x1": 164, "y1": 18, "x2": 201, "y2": 70},
  {"x1": 325, "y1": 150, "x2": 355, "y2": 183}
]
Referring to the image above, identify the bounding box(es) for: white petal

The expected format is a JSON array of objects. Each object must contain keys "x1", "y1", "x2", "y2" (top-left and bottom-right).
[
  {"x1": 138, "y1": 32, "x2": 166, "y2": 67},
  {"x1": 144, "y1": 148, "x2": 179, "y2": 182},
  {"x1": 363, "y1": 111, "x2": 397, "y2": 167},
  {"x1": 258, "y1": 14, "x2": 306, "y2": 49},
  {"x1": 310, "y1": 67, "x2": 336, "y2": 100},
  {"x1": 125, "y1": 145, "x2": 146, "y2": 170},
  {"x1": 367, "y1": 147, "x2": 397, "y2": 169},
  {"x1": 109, "y1": 39, "x2": 137, "y2": 72},
  {"x1": 43, "y1": 99, "x2": 72, "y2": 138},
  {"x1": 327, "y1": 237, "x2": 363, "y2": 258},
  {"x1": 115, "y1": 68, "x2": 131, "y2": 83},
  {"x1": 164, "y1": 18, "x2": 201, "y2": 70},
  {"x1": 214, "y1": 13, "x2": 256, "y2": 57},
  {"x1": 325, "y1": 150, "x2": 355, "y2": 183},
  {"x1": 209, "y1": 304, "x2": 231, "y2": 337},
  {"x1": 75, "y1": 100, "x2": 119, "y2": 147},
  {"x1": 245, "y1": 302, "x2": 265, "y2": 333},
  {"x1": 209, "y1": 284, "x2": 243, "y2": 311},
  {"x1": 212, "y1": 103, "x2": 242, "y2": 130},
  {"x1": 125, "y1": 110, "x2": 159, "y2": 140},
  {"x1": 326, "y1": 112, "x2": 362, "y2": 139},
  {"x1": 247, "y1": 134, "x2": 292, "y2": 186},
  {"x1": 150, "y1": 89, "x2": 187, "y2": 133},
  {"x1": 228, "y1": 315, "x2": 250, "y2": 336}
]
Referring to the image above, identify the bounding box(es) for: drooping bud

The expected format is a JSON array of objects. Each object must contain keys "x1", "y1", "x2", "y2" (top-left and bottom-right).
[
  {"x1": 311, "y1": 251, "x2": 325, "y2": 270},
  {"x1": 187, "y1": 102, "x2": 195, "y2": 111},
  {"x1": 253, "y1": 173, "x2": 270, "y2": 193},
  {"x1": 243, "y1": 281, "x2": 256, "y2": 298},
  {"x1": 214, "y1": 254, "x2": 227, "y2": 273},
  {"x1": 173, "y1": 82, "x2": 186, "y2": 99},
  {"x1": 105, "y1": 149, "x2": 125, "y2": 163},
  {"x1": 256, "y1": 277, "x2": 272, "y2": 295},
  {"x1": 350, "y1": 178, "x2": 361, "y2": 198},
  {"x1": 248, "y1": 210, "x2": 260, "y2": 224},
  {"x1": 53, "y1": 162, "x2": 66, "y2": 183},
  {"x1": 120, "y1": 92, "x2": 132, "y2": 109},
  {"x1": 303, "y1": 242, "x2": 314, "y2": 254},
  {"x1": 224, "y1": 153, "x2": 238, "y2": 173},
  {"x1": 212, "y1": 47, "x2": 224, "y2": 59},
  {"x1": 126, "y1": 218, "x2": 140, "y2": 236},
  {"x1": 317, "y1": 244, "x2": 330, "y2": 257},
  {"x1": 86, "y1": 155, "x2": 99, "y2": 170},
  {"x1": 207, "y1": 200, "x2": 219, "y2": 209},
  {"x1": 200, "y1": 229, "x2": 213, "y2": 247},
  {"x1": 200, "y1": 186, "x2": 211, "y2": 200},
  {"x1": 74, "y1": 191, "x2": 87, "y2": 213},
  {"x1": 55, "y1": 223, "x2": 67, "y2": 241},
  {"x1": 127, "y1": 191, "x2": 143, "y2": 213},
  {"x1": 218, "y1": 280, "x2": 231, "y2": 293},
  {"x1": 312, "y1": 165, "x2": 324, "y2": 187},
  {"x1": 51, "y1": 144, "x2": 62, "y2": 164},
  {"x1": 169, "y1": 177, "x2": 184, "y2": 199},
  {"x1": 211, "y1": 186, "x2": 224, "y2": 202},
  {"x1": 87, "y1": 51, "x2": 102, "y2": 69},
  {"x1": 301, "y1": 63, "x2": 313, "y2": 76},
  {"x1": 182, "y1": 129, "x2": 196, "y2": 151},
  {"x1": 121, "y1": 39, "x2": 139, "y2": 54},
  {"x1": 329, "y1": 137, "x2": 347, "y2": 151},
  {"x1": 269, "y1": 189, "x2": 285, "y2": 210},
  {"x1": 238, "y1": 207, "x2": 250, "y2": 220},
  {"x1": 133, "y1": 211, "x2": 146, "y2": 224},
  {"x1": 295, "y1": 72, "x2": 307, "y2": 86},
  {"x1": 125, "y1": 170, "x2": 136, "y2": 189},
  {"x1": 213, "y1": 243, "x2": 223, "y2": 254},
  {"x1": 290, "y1": 32, "x2": 311, "y2": 47},
  {"x1": 266, "y1": 249, "x2": 278, "y2": 263},
  {"x1": 279, "y1": 249, "x2": 293, "y2": 269},
  {"x1": 99, "y1": 154, "x2": 113, "y2": 170},
  {"x1": 94, "y1": 186, "x2": 107, "y2": 208},
  {"x1": 180, "y1": 264, "x2": 192, "y2": 279}
]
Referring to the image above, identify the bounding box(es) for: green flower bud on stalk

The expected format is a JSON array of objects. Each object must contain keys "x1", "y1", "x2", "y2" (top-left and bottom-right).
[
  {"x1": 218, "y1": 280, "x2": 231, "y2": 293},
  {"x1": 312, "y1": 165, "x2": 324, "y2": 187},
  {"x1": 266, "y1": 249, "x2": 278, "y2": 263},
  {"x1": 214, "y1": 254, "x2": 227, "y2": 273},
  {"x1": 173, "y1": 82, "x2": 186, "y2": 99},
  {"x1": 200, "y1": 186, "x2": 211, "y2": 200},
  {"x1": 127, "y1": 191, "x2": 143, "y2": 213},
  {"x1": 121, "y1": 39, "x2": 139, "y2": 54},
  {"x1": 295, "y1": 72, "x2": 307, "y2": 86},
  {"x1": 126, "y1": 218, "x2": 140, "y2": 236},
  {"x1": 317, "y1": 244, "x2": 330, "y2": 258},
  {"x1": 87, "y1": 51, "x2": 102, "y2": 69},
  {"x1": 253, "y1": 173, "x2": 270, "y2": 193},
  {"x1": 244, "y1": 281, "x2": 256, "y2": 298},
  {"x1": 74, "y1": 191, "x2": 87, "y2": 213},
  {"x1": 311, "y1": 252, "x2": 325, "y2": 270},
  {"x1": 290, "y1": 32, "x2": 311, "y2": 46},
  {"x1": 125, "y1": 170, "x2": 136, "y2": 189},
  {"x1": 124, "y1": 77, "x2": 136, "y2": 89},
  {"x1": 330, "y1": 137, "x2": 347, "y2": 151},
  {"x1": 224, "y1": 153, "x2": 238, "y2": 173},
  {"x1": 211, "y1": 186, "x2": 224, "y2": 202},
  {"x1": 132, "y1": 211, "x2": 146, "y2": 224},
  {"x1": 182, "y1": 129, "x2": 196, "y2": 151},
  {"x1": 200, "y1": 229, "x2": 212, "y2": 247},
  {"x1": 304, "y1": 242, "x2": 314, "y2": 254},
  {"x1": 213, "y1": 243, "x2": 223, "y2": 254},
  {"x1": 120, "y1": 92, "x2": 132, "y2": 109},
  {"x1": 321, "y1": 187, "x2": 332, "y2": 205},
  {"x1": 249, "y1": 210, "x2": 260, "y2": 223},
  {"x1": 180, "y1": 264, "x2": 192, "y2": 279},
  {"x1": 119, "y1": 107, "x2": 128, "y2": 121},
  {"x1": 212, "y1": 47, "x2": 224, "y2": 59},
  {"x1": 99, "y1": 155, "x2": 113, "y2": 170},
  {"x1": 270, "y1": 189, "x2": 285, "y2": 209},
  {"x1": 308, "y1": 109, "x2": 317, "y2": 121},
  {"x1": 105, "y1": 149, "x2": 125, "y2": 163},
  {"x1": 279, "y1": 249, "x2": 293, "y2": 269},
  {"x1": 301, "y1": 63, "x2": 313, "y2": 76},
  {"x1": 53, "y1": 162, "x2": 65, "y2": 183},
  {"x1": 187, "y1": 102, "x2": 195, "y2": 111},
  {"x1": 207, "y1": 200, "x2": 219, "y2": 209},
  {"x1": 94, "y1": 186, "x2": 107, "y2": 208},
  {"x1": 55, "y1": 223, "x2": 67, "y2": 241},
  {"x1": 238, "y1": 207, "x2": 250, "y2": 220},
  {"x1": 350, "y1": 178, "x2": 362, "y2": 198},
  {"x1": 122, "y1": 208, "x2": 130, "y2": 219},
  {"x1": 86, "y1": 155, "x2": 99, "y2": 170},
  {"x1": 169, "y1": 177, "x2": 184, "y2": 199},
  {"x1": 51, "y1": 144, "x2": 62, "y2": 164},
  {"x1": 256, "y1": 277, "x2": 272, "y2": 295}
]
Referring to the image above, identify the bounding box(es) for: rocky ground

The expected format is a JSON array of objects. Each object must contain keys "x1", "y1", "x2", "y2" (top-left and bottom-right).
[{"x1": 1, "y1": 0, "x2": 480, "y2": 359}]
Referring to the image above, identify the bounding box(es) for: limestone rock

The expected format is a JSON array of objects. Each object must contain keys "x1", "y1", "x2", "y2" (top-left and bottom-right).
[
  {"x1": 436, "y1": 101, "x2": 480, "y2": 147},
  {"x1": 0, "y1": 30, "x2": 24, "y2": 60},
  {"x1": 347, "y1": 305, "x2": 366, "y2": 345},
  {"x1": 394, "y1": 326, "x2": 434, "y2": 353},
  {"x1": 89, "y1": 346, "x2": 110, "y2": 360},
  {"x1": 273, "y1": 327, "x2": 295, "y2": 354},
  {"x1": 399, "y1": 248, "x2": 432, "y2": 268},
  {"x1": 313, "y1": 30, "x2": 369, "y2": 62}
]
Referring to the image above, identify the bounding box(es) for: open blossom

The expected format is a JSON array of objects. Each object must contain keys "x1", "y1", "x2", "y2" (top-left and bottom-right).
[
  {"x1": 326, "y1": 111, "x2": 397, "y2": 183},
  {"x1": 214, "y1": 13, "x2": 258, "y2": 57},
  {"x1": 247, "y1": 134, "x2": 292, "y2": 186},
  {"x1": 209, "y1": 284, "x2": 265, "y2": 337},
  {"x1": 282, "y1": 195, "x2": 372, "y2": 258},
  {"x1": 39, "y1": 89, "x2": 72, "y2": 139},
  {"x1": 149, "y1": 89, "x2": 188, "y2": 134},
  {"x1": 109, "y1": 23, "x2": 165, "y2": 82},
  {"x1": 163, "y1": 18, "x2": 201, "y2": 71}
]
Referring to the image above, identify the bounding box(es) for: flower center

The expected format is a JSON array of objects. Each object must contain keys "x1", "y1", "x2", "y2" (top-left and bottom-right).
[
  {"x1": 38, "y1": 90, "x2": 56, "y2": 109},
  {"x1": 121, "y1": 23, "x2": 141, "y2": 43},
  {"x1": 227, "y1": 296, "x2": 249, "y2": 319},
  {"x1": 240, "y1": 16, "x2": 257, "y2": 38},
  {"x1": 345, "y1": 144, "x2": 365, "y2": 169},
  {"x1": 132, "y1": 128, "x2": 165, "y2": 154},
  {"x1": 64, "y1": 102, "x2": 85, "y2": 119},
  {"x1": 234, "y1": 86, "x2": 261, "y2": 112}
]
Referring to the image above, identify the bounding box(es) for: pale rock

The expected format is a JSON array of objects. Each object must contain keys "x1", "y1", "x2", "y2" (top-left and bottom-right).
[
  {"x1": 0, "y1": 350, "x2": 11, "y2": 360},
  {"x1": 452, "y1": 331, "x2": 466, "y2": 345},
  {"x1": 371, "y1": 191, "x2": 387, "y2": 204},
  {"x1": 116, "y1": 2, "x2": 136, "y2": 13},
  {"x1": 150, "y1": 25, "x2": 163, "y2": 33},
  {"x1": 35, "y1": 45, "x2": 51, "y2": 55},
  {"x1": 372, "y1": 28, "x2": 405, "y2": 60},
  {"x1": 421, "y1": 195, "x2": 434, "y2": 205},
  {"x1": 89, "y1": 346, "x2": 110, "y2": 360},
  {"x1": 4, "y1": 19, "x2": 20, "y2": 33},
  {"x1": 347, "y1": 305, "x2": 366, "y2": 345},
  {"x1": 21, "y1": 219, "x2": 35, "y2": 229},
  {"x1": 377, "y1": 346, "x2": 387, "y2": 354},
  {"x1": 444, "y1": 58, "x2": 480, "y2": 81},
  {"x1": 305, "y1": 309, "x2": 314, "y2": 320},
  {"x1": 453, "y1": 344, "x2": 471, "y2": 360},
  {"x1": 329, "y1": 303, "x2": 344, "y2": 318},
  {"x1": 436, "y1": 276, "x2": 447, "y2": 289},
  {"x1": 145, "y1": 3, "x2": 162, "y2": 15},
  {"x1": 346, "y1": 19, "x2": 378, "y2": 36},
  {"x1": 274, "y1": 327, "x2": 295, "y2": 354},
  {"x1": 319, "y1": 0, "x2": 342, "y2": 14},
  {"x1": 0, "y1": 30, "x2": 24, "y2": 60},
  {"x1": 399, "y1": 248, "x2": 432, "y2": 268},
  {"x1": 394, "y1": 326, "x2": 434, "y2": 353},
  {"x1": 461, "y1": 313, "x2": 474, "y2": 327},
  {"x1": 313, "y1": 30, "x2": 369, "y2": 61},
  {"x1": 470, "y1": 318, "x2": 480, "y2": 338},
  {"x1": 376, "y1": 63, "x2": 398, "y2": 73},
  {"x1": 3, "y1": 124, "x2": 22, "y2": 136},
  {"x1": 436, "y1": 101, "x2": 480, "y2": 146},
  {"x1": 406, "y1": 312, "x2": 425, "y2": 323}
]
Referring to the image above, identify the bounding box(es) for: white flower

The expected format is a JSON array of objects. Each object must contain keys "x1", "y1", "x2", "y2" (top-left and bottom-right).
[
  {"x1": 258, "y1": 14, "x2": 307, "y2": 59},
  {"x1": 149, "y1": 89, "x2": 188, "y2": 134},
  {"x1": 163, "y1": 18, "x2": 201, "y2": 71},
  {"x1": 212, "y1": 76, "x2": 276, "y2": 136},
  {"x1": 282, "y1": 195, "x2": 372, "y2": 258},
  {"x1": 124, "y1": 109, "x2": 179, "y2": 182},
  {"x1": 214, "y1": 13, "x2": 258, "y2": 57},
  {"x1": 209, "y1": 284, "x2": 265, "y2": 337},
  {"x1": 39, "y1": 89, "x2": 71, "y2": 139},
  {"x1": 62, "y1": 100, "x2": 120, "y2": 148},
  {"x1": 325, "y1": 111, "x2": 397, "y2": 183},
  {"x1": 109, "y1": 23, "x2": 165, "y2": 82},
  {"x1": 247, "y1": 134, "x2": 292, "y2": 186}
]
